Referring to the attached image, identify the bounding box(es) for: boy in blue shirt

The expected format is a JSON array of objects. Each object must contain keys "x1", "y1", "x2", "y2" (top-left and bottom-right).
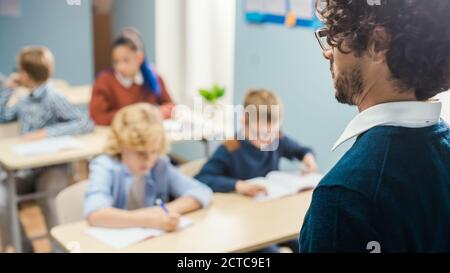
[
  {"x1": 0, "y1": 46, "x2": 94, "y2": 251},
  {"x1": 84, "y1": 103, "x2": 212, "y2": 230},
  {"x1": 196, "y1": 89, "x2": 318, "y2": 252}
]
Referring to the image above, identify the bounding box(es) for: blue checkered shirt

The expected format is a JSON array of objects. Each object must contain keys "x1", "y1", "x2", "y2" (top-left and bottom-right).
[{"x1": 0, "y1": 82, "x2": 94, "y2": 137}]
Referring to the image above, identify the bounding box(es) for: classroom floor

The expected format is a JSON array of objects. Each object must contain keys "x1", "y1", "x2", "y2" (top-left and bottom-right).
[
  {"x1": 0, "y1": 202, "x2": 52, "y2": 253},
  {"x1": 0, "y1": 161, "x2": 90, "y2": 253}
]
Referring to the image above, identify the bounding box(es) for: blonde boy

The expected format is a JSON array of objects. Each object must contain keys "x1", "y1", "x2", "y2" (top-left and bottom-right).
[{"x1": 84, "y1": 103, "x2": 212, "y2": 230}]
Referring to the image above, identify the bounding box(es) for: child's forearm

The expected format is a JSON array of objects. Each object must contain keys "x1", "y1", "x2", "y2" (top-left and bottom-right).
[
  {"x1": 302, "y1": 153, "x2": 319, "y2": 173},
  {"x1": 87, "y1": 207, "x2": 154, "y2": 228},
  {"x1": 195, "y1": 174, "x2": 237, "y2": 193},
  {"x1": 166, "y1": 196, "x2": 202, "y2": 214}
]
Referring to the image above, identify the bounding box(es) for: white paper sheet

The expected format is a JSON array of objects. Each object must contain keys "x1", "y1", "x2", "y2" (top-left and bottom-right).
[
  {"x1": 85, "y1": 218, "x2": 193, "y2": 249},
  {"x1": 12, "y1": 136, "x2": 84, "y2": 156},
  {"x1": 250, "y1": 172, "x2": 323, "y2": 201}
]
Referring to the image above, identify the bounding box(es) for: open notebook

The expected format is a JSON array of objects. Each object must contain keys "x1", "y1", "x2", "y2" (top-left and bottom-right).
[
  {"x1": 85, "y1": 217, "x2": 193, "y2": 249},
  {"x1": 12, "y1": 136, "x2": 83, "y2": 156},
  {"x1": 248, "y1": 172, "x2": 324, "y2": 201}
]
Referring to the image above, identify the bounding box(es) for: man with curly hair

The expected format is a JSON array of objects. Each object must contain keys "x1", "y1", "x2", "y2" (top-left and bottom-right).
[{"x1": 300, "y1": 0, "x2": 450, "y2": 252}]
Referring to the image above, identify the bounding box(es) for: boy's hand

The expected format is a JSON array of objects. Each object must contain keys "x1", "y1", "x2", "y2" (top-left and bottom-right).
[
  {"x1": 136, "y1": 208, "x2": 180, "y2": 232},
  {"x1": 23, "y1": 129, "x2": 48, "y2": 141},
  {"x1": 160, "y1": 104, "x2": 174, "y2": 119},
  {"x1": 236, "y1": 181, "x2": 268, "y2": 197},
  {"x1": 159, "y1": 212, "x2": 181, "y2": 232},
  {"x1": 301, "y1": 153, "x2": 318, "y2": 175},
  {"x1": 4, "y1": 73, "x2": 21, "y2": 89}
]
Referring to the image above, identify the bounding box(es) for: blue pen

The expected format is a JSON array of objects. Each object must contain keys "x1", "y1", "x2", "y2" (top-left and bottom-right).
[{"x1": 155, "y1": 198, "x2": 169, "y2": 214}]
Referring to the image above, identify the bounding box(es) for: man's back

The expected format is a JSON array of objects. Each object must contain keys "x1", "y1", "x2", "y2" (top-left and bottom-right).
[{"x1": 300, "y1": 121, "x2": 450, "y2": 252}]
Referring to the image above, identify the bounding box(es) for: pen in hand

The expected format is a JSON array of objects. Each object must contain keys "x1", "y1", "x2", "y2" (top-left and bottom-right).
[{"x1": 155, "y1": 198, "x2": 170, "y2": 214}]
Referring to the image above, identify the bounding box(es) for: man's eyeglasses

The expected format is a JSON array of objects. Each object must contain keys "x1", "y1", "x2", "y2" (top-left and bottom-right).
[{"x1": 315, "y1": 28, "x2": 332, "y2": 52}]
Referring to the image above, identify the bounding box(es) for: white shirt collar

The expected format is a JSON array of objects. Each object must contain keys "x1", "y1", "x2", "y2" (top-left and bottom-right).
[
  {"x1": 115, "y1": 71, "x2": 144, "y2": 88},
  {"x1": 332, "y1": 100, "x2": 442, "y2": 151}
]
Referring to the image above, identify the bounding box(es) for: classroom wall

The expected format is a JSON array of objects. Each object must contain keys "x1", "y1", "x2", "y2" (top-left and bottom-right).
[
  {"x1": 112, "y1": 0, "x2": 156, "y2": 62},
  {"x1": 234, "y1": 4, "x2": 357, "y2": 172},
  {"x1": 0, "y1": 0, "x2": 94, "y2": 85}
]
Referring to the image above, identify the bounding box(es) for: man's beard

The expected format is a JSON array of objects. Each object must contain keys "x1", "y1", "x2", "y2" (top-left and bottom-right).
[{"x1": 332, "y1": 63, "x2": 364, "y2": 106}]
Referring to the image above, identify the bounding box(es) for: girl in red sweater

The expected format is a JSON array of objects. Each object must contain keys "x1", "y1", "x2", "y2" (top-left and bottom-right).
[{"x1": 90, "y1": 28, "x2": 174, "y2": 126}]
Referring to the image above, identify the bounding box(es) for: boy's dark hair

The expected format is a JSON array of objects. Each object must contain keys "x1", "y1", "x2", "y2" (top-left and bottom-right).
[
  {"x1": 112, "y1": 28, "x2": 144, "y2": 52},
  {"x1": 319, "y1": 0, "x2": 450, "y2": 100}
]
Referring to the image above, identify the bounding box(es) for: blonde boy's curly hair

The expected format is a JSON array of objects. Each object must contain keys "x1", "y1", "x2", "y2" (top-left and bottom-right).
[{"x1": 104, "y1": 103, "x2": 170, "y2": 159}]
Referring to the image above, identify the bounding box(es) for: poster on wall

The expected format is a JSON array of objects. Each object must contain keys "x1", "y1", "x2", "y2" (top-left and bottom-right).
[
  {"x1": 245, "y1": 0, "x2": 321, "y2": 28},
  {"x1": 0, "y1": 0, "x2": 21, "y2": 17}
]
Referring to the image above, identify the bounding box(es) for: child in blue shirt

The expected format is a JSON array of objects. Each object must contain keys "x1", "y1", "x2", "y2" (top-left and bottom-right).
[
  {"x1": 195, "y1": 89, "x2": 318, "y2": 252},
  {"x1": 84, "y1": 103, "x2": 213, "y2": 230},
  {"x1": 0, "y1": 47, "x2": 94, "y2": 252}
]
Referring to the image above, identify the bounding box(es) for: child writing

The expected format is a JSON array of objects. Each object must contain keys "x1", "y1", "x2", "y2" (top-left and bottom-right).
[
  {"x1": 195, "y1": 89, "x2": 318, "y2": 252},
  {"x1": 0, "y1": 46, "x2": 94, "y2": 251},
  {"x1": 84, "y1": 103, "x2": 213, "y2": 230},
  {"x1": 89, "y1": 28, "x2": 174, "y2": 126}
]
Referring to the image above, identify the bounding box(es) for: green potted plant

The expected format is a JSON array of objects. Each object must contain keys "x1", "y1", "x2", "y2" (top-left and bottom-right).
[
  {"x1": 198, "y1": 84, "x2": 226, "y2": 124},
  {"x1": 199, "y1": 84, "x2": 225, "y2": 105}
]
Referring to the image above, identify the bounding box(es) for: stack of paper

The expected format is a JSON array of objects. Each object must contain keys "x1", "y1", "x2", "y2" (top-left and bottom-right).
[
  {"x1": 12, "y1": 136, "x2": 83, "y2": 156},
  {"x1": 248, "y1": 172, "x2": 324, "y2": 201}
]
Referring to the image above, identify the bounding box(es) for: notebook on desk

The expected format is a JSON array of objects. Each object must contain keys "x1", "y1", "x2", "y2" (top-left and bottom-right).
[
  {"x1": 85, "y1": 217, "x2": 194, "y2": 249},
  {"x1": 11, "y1": 136, "x2": 83, "y2": 156},
  {"x1": 248, "y1": 172, "x2": 324, "y2": 201}
]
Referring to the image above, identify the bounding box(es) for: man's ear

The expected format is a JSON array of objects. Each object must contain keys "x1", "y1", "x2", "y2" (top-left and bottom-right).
[{"x1": 368, "y1": 26, "x2": 390, "y2": 64}]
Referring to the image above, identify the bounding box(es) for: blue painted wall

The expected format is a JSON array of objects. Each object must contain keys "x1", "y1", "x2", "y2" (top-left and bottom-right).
[
  {"x1": 112, "y1": 0, "x2": 156, "y2": 62},
  {"x1": 0, "y1": 0, "x2": 94, "y2": 85},
  {"x1": 234, "y1": 4, "x2": 356, "y2": 172}
]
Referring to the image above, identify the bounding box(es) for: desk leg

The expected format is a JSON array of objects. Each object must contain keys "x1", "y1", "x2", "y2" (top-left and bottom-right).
[{"x1": 6, "y1": 172, "x2": 22, "y2": 253}]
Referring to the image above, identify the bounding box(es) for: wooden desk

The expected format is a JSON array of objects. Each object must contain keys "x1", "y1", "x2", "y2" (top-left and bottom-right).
[
  {"x1": 51, "y1": 192, "x2": 313, "y2": 253},
  {"x1": 0, "y1": 127, "x2": 109, "y2": 252},
  {"x1": 0, "y1": 122, "x2": 20, "y2": 139},
  {"x1": 0, "y1": 127, "x2": 110, "y2": 171},
  {"x1": 1, "y1": 117, "x2": 226, "y2": 252}
]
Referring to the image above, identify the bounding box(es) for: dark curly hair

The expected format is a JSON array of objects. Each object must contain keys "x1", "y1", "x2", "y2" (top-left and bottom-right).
[{"x1": 319, "y1": 0, "x2": 450, "y2": 100}]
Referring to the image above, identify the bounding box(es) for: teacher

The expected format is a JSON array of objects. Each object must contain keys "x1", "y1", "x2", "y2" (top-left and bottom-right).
[{"x1": 300, "y1": 0, "x2": 450, "y2": 252}]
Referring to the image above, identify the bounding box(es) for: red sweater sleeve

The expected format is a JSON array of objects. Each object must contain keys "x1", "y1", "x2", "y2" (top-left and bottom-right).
[
  {"x1": 89, "y1": 72, "x2": 118, "y2": 126},
  {"x1": 157, "y1": 75, "x2": 175, "y2": 119}
]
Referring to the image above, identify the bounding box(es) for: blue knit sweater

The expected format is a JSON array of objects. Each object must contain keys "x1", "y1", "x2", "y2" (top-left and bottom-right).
[
  {"x1": 300, "y1": 121, "x2": 450, "y2": 252},
  {"x1": 195, "y1": 135, "x2": 314, "y2": 192}
]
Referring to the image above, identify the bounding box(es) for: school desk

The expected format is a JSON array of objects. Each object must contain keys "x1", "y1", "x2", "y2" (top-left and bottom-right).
[
  {"x1": 0, "y1": 122, "x2": 20, "y2": 139},
  {"x1": 50, "y1": 191, "x2": 313, "y2": 253},
  {"x1": 0, "y1": 117, "x2": 229, "y2": 252},
  {"x1": 0, "y1": 127, "x2": 110, "y2": 252}
]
